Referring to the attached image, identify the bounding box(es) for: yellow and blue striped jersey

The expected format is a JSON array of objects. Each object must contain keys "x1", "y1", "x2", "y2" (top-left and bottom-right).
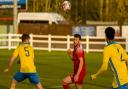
[
  {"x1": 102, "y1": 41, "x2": 128, "y2": 88},
  {"x1": 13, "y1": 43, "x2": 36, "y2": 73}
]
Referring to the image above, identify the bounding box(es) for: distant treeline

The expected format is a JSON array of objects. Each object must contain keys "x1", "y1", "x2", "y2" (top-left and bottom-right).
[{"x1": 0, "y1": 0, "x2": 128, "y2": 25}]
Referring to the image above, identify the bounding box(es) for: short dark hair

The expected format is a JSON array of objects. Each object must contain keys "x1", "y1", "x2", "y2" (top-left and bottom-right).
[
  {"x1": 21, "y1": 34, "x2": 30, "y2": 42},
  {"x1": 74, "y1": 34, "x2": 81, "y2": 40},
  {"x1": 105, "y1": 27, "x2": 115, "y2": 40}
]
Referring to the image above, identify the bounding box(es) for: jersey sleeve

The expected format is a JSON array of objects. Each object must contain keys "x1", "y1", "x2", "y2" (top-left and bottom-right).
[
  {"x1": 76, "y1": 47, "x2": 84, "y2": 59},
  {"x1": 101, "y1": 47, "x2": 110, "y2": 70},
  {"x1": 13, "y1": 46, "x2": 19, "y2": 57}
]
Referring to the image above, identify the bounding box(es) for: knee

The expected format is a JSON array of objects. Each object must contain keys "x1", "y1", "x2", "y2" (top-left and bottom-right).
[{"x1": 62, "y1": 79, "x2": 67, "y2": 85}]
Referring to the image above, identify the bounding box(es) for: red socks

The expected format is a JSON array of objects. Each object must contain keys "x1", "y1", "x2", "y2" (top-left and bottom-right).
[{"x1": 63, "y1": 84, "x2": 70, "y2": 89}]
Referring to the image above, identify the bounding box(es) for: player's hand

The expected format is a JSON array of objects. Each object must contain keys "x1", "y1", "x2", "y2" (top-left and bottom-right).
[
  {"x1": 67, "y1": 49, "x2": 72, "y2": 54},
  {"x1": 91, "y1": 74, "x2": 97, "y2": 80},
  {"x1": 3, "y1": 68, "x2": 9, "y2": 73},
  {"x1": 74, "y1": 74, "x2": 79, "y2": 82}
]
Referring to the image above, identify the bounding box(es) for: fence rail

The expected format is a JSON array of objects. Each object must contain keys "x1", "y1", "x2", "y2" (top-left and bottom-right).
[{"x1": 0, "y1": 34, "x2": 128, "y2": 52}]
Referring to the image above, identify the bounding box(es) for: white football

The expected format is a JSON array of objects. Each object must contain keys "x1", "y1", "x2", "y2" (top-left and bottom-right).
[{"x1": 62, "y1": 0, "x2": 71, "y2": 12}]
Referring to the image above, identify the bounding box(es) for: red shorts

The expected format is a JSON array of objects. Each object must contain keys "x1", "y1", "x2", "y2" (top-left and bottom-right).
[{"x1": 70, "y1": 72, "x2": 85, "y2": 84}]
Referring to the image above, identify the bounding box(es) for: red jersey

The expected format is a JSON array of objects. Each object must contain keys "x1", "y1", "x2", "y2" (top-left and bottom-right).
[{"x1": 72, "y1": 45, "x2": 86, "y2": 75}]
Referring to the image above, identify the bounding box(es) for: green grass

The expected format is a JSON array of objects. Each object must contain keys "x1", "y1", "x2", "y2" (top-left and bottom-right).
[{"x1": 0, "y1": 50, "x2": 113, "y2": 89}]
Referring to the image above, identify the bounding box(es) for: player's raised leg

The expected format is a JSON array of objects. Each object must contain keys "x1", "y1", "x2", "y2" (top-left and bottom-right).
[
  {"x1": 62, "y1": 75, "x2": 72, "y2": 89},
  {"x1": 10, "y1": 79, "x2": 17, "y2": 89}
]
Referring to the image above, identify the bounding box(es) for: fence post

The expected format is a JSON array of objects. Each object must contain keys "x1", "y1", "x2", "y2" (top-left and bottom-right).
[
  {"x1": 48, "y1": 34, "x2": 51, "y2": 52},
  {"x1": 86, "y1": 35, "x2": 89, "y2": 53},
  {"x1": 126, "y1": 36, "x2": 128, "y2": 52},
  {"x1": 8, "y1": 33, "x2": 11, "y2": 50},
  {"x1": 30, "y1": 34, "x2": 33, "y2": 46},
  {"x1": 67, "y1": 35, "x2": 70, "y2": 49}
]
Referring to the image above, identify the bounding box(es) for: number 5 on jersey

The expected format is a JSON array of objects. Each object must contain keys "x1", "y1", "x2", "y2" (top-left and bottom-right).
[{"x1": 24, "y1": 47, "x2": 30, "y2": 57}]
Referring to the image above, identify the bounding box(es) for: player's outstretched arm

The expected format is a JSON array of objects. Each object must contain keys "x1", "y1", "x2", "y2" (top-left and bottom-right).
[
  {"x1": 4, "y1": 56, "x2": 17, "y2": 72},
  {"x1": 91, "y1": 48, "x2": 109, "y2": 80},
  {"x1": 91, "y1": 64, "x2": 107, "y2": 80}
]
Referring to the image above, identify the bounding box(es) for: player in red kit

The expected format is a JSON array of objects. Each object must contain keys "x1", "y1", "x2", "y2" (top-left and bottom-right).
[{"x1": 62, "y1": 34, "x2": 86, "y2": 89}]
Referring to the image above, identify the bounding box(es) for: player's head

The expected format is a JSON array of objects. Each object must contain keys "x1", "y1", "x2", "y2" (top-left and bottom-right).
[
  {"x1": 21, "y1": 34, "x2": 30, "y2": 43},
  {"x1": 105, "y1": 27, "x2": 115, "y2": 41},
  {"x1": 74, "y1": 34, "x2": 81, "y2": 46}
]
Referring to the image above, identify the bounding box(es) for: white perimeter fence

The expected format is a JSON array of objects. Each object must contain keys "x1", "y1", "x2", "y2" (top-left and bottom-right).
[{"x1": 0, "y1": 34, "x2": 128, "y2": 52}]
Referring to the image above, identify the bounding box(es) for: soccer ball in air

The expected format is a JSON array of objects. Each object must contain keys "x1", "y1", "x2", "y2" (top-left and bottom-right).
[{"x1": 62, "y1": 0, "x2": 71, "y2": 12}]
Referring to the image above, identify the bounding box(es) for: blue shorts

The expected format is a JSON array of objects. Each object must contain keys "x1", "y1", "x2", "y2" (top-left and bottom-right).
[
  {"x1": 13, "y1": 72, "x2": 40, "y2": 84},
  {"x1": 111, "y1": 84, "x2": 128, "y2": 89}
]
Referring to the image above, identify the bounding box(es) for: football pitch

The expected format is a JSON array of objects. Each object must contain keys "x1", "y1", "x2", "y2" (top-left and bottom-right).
[{"x1": 0, "y1": 50, "x2": 113, "y2": 89}]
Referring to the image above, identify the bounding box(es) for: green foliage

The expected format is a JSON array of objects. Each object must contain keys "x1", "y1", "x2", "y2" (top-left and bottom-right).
[
  {"x1": 0, "y1": 0, "x2": 128, "y2": 25},
  {"x1": 115, "y1": 0, "x2": 128, "y2": 25},
  {"x1": 27, "y1": 0, "x2": 128, "y2": 25}
]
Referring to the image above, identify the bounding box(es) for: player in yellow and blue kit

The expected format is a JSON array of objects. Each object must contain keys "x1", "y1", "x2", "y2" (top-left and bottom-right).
[
  {"x1": 91, "y1": 27, "x2": 128, "y2": 89},
  {"x1": 4, "y1": 34, "x2": 44, "y2": 89}
]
